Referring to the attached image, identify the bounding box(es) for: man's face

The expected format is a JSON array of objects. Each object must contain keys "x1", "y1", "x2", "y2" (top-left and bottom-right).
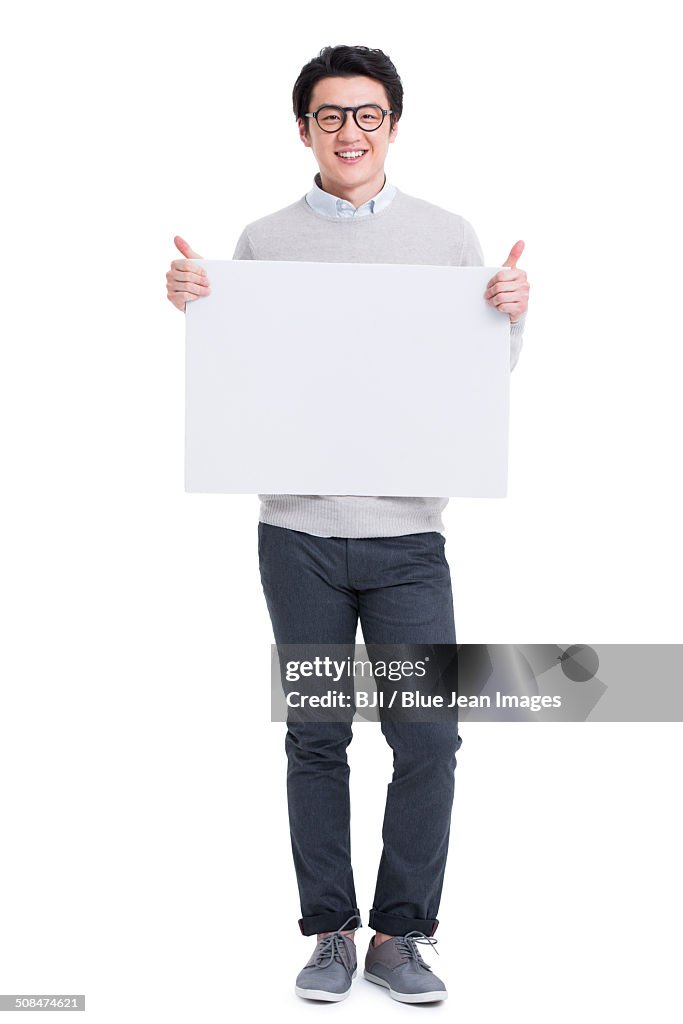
[{"x1": 298, "y1": 75, "x2": 398, "y2": 196}]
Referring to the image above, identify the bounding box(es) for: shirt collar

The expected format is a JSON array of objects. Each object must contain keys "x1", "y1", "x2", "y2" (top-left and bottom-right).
[{"x1": 305, "y1": 172, "x2": 397, "y2": 219}]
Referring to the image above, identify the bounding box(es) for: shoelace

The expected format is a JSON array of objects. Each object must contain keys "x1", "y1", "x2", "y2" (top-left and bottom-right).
[
  {"x1": 310, "y1": 913, "x2": 361, "y2": 978},
  {"x1": 394, "y1": 930, "x2": 439, "y2": 971}
]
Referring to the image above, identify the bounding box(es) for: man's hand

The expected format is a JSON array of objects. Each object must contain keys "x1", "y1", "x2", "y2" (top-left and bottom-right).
[
  {"x1": 166, "y1": 235, "x2": 211, "y2": 312},
  {"x1": 484, "y1": 240, "x2": 530, "y2": 324}
]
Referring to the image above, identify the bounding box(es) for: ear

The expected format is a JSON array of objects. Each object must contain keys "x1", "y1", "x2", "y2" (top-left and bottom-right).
[
  {"x1": 297, "y1": 117, "x2": 311, "y2": 149},
  {"x1": 389, "y1": 119, "x2": 399, "y2": 144}
]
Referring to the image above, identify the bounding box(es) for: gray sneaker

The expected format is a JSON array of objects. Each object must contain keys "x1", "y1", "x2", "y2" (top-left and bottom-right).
[
  {"x1": 295, "y1": 916, "x2": 360, "y2": 1002},
  {"x1": 364, "y1": 931, "x2": 447, "y2": 1003}
]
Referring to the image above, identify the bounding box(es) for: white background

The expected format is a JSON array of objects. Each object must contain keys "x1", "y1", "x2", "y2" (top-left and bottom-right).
[{"x1": 1, "y1": 2, "x2": 681, "y2": 1022}]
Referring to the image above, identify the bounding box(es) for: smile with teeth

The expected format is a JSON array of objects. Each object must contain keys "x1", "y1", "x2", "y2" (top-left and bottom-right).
[{"x1": 335, "y1": 149, "x2": 368, "y2": 161}]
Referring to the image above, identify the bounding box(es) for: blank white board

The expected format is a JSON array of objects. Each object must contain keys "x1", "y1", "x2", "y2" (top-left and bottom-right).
[{"x1": 185, "y1": 260, "x2": 510, "y2": 497}]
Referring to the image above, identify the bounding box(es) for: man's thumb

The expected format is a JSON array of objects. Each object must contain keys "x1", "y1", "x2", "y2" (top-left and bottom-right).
[
  {"x1": 174, "y1": 235, "x2": 204, "y2": 260},
  {"x1": 503, "y1": 239, "x2": 525, "y2": 268}
]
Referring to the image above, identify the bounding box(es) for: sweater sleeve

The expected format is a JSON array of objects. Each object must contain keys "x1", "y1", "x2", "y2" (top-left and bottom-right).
[
  {"x1": 460, "y1": 217, "x2": 485, "y2": 267},
  {"x1": 461, "y1": 217, "x2": 524, "y2": 372},
  {"x1": 232, "y1": 227, "x2": 256, "y2": 260}
]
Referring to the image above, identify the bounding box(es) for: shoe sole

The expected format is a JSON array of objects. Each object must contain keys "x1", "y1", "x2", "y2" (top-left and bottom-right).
[
  {"x1": 295, "y1": 968, "x2": 357, "y2": 1001},
  {"x1": 364, "y1": 969, "x2": 447, "y2": 1003}
]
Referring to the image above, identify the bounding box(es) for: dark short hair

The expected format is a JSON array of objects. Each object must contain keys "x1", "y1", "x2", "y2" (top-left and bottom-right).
[{"x1": 292, "y1": 44, "x2": 403, "y2": 134}]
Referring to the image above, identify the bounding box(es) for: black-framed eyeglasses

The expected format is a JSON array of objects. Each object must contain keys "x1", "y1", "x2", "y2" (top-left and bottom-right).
[{"x1": 304, "y1": 104, "x2": 393, "y2": 133}]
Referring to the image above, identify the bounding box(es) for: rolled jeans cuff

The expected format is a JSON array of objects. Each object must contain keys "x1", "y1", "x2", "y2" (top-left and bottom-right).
[
  {"x1": 298, "y1": 908, "x2": 362, "y2": 936},
  {"x1": 368, "y1": 909, "x2": 439, "y2": 937}
]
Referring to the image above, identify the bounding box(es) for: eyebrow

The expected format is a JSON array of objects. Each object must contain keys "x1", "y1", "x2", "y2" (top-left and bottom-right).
[{"x1": 315, "y1": 101, "x2": 382, "y2": 107}]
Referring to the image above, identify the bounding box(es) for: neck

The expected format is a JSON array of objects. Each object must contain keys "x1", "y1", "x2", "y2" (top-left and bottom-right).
[{"x1": 318, "y1": 169, "x2": 386, "y2": 208}]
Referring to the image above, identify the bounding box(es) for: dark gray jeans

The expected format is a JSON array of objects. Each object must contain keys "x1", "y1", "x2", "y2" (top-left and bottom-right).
[{"x1": 258, "y1": 521, "x2": 462, "y2": 937}]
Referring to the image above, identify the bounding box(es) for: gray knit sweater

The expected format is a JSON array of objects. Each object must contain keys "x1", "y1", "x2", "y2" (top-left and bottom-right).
[{"x1": 232, "y1": 187, "x2": 525, "y2": 538}]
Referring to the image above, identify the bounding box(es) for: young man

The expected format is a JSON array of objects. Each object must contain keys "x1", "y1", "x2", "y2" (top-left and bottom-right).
[{"x1": 166, "y1": 44, "x2": 529, "y2": 1004}]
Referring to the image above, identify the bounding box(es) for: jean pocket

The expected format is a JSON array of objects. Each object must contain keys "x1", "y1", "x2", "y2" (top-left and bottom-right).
[{"x1": 434, "y1": 533, "x2": 451, "y2": 571}]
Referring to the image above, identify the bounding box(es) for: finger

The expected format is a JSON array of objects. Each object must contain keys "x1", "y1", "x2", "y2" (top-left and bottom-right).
[
  {"x1": 173, "y1": 290, "x2": 206, "y2": 306},
  {"x1": 487, "y1": 292, "x2": 524, "y2": 311},
  {"x1": 168, "y1": 268, "x2": 209, "y2": 285},
  {"x1": 171, "y1": 257, "x2": 208, "y2": 275},
  {"x1": 502, "y1": 239, "x2": 525, "y2": 268},
  {"x1": 483, "y1": 271, "x2": 520, "y2": 293},
  {"x1": 174, "y1": 235, "x2": 204, "y2": 260},
  {"x1": 497, "y1": 302, "x2": 524, "y2": 316},
  {"x1": 169, "y1": 280, "x2": 211, "y2": 298},
  {"x1": 489, "y1": 268, "x2": 525, "y2": 285},
  {"x1": 487, "y1": 280, "x2": 527, "y2": 299}
]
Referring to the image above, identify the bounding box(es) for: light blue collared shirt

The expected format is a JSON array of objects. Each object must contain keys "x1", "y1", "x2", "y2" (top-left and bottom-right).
[{"x1": 305, "y1": 171, "x2": 398, "y2": 219}]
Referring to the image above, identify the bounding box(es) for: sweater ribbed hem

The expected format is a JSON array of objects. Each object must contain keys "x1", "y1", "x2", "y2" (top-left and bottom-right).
[{"x1": 258, "y1": 495, "x2": 448, "y2": 539}]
